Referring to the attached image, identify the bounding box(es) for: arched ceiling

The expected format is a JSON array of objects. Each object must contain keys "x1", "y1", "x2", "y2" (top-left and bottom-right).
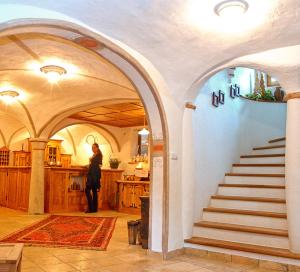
[
  {"x1": 0, "y1": 32, "x2": 142, "y2": 135},
  {"x1": 1, "y1": 0, "x2": 300, "y2": 104}
]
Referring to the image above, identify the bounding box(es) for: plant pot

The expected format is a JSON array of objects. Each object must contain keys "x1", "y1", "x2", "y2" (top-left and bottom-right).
[{"x1": 274, "y1": 87, "x2": 285, "y2": 102}]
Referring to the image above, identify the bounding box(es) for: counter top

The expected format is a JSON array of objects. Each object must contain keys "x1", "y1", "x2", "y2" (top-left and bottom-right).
[
  {"x1": 0, "y1": 166, "x2": 124, "y2": 172},
  {"x1": 116, "y1": 180, "x2": 150, "y2": 184}
]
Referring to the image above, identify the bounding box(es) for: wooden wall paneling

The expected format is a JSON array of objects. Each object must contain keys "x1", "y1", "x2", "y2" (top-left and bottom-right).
[
  {"x1": 16, "y1": 168, "x2": 30, "y2": 211},
  {"x1": 98, "y1": 170, "x2": 123, "y2": 210},
  {"x1": 116, "y1": 181, "x2": 150, "y2": 214},
  {"x1": 0, "y1": 168, "x2": 8, "y2": 207},
  {"x1": 48, "y1": 170, "x2": 68, "y2": 212},
  {"x1": 44, "y1": 168, "x2": 50, "y2": 212},
  {"x1": 7, "y1": 169, "x2": 18, "y2": 209},
  {"x1": 67, "y1": 170, "x2": 86, "y2": 212}
]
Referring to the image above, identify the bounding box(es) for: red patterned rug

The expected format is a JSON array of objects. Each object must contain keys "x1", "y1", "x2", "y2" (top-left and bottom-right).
[{"x1": 0, "y1": 215, "x2": 117, "y2": 250}]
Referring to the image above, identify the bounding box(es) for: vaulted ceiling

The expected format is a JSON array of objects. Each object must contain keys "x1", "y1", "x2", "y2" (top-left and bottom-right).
[
  {"x1": 1, "y1": 0, "x2": 300, "y2": 103},
  {"x1": 0, "y1": 32, "x2": 144, "y2": 133}
]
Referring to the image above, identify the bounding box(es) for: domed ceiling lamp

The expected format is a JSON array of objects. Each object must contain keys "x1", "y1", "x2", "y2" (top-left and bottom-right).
[
  {"x1": 138, "y1": 116, "x2": 149, "y2": 136},
  {"x1": 40, "y1": 65, "x2": 67, "y2": 83},
  {"x1": 0, "y1": 90, "x2": 19, "y2": 105},
  {"x1": 214, "y1": 0, "x2": 249, "y2": 17}
]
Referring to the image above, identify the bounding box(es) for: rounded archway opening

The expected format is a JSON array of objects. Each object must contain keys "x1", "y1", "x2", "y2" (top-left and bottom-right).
[
  {"x1": 0, "y1": 19, "x2": 169, "y2": 254},
  {"x1": 182, "y1": 65, "x2": 287, "y2": 242}
]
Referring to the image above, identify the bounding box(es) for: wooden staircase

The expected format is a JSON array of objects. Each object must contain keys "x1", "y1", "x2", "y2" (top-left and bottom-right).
[{"x1": 184, "y1": 137, "x2": 300, "y2": 260}]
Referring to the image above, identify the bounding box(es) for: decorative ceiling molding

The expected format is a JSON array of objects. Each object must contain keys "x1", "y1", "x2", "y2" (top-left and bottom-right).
[
  {"x1": 51, "y1": 120, "x2": 121, "y2": 153},
  {"x1": 8, "y1": 34, "x2": 40, "y2": 61},
  {"x1": 7, "y1": 126, "x2": 27, "y2": 148},
  {"x1": 0, "y1": 129, "x2": 7, "y2": 147},
  {"x1": 65, "y1": 127, "x2": 77, "y2": 156}
]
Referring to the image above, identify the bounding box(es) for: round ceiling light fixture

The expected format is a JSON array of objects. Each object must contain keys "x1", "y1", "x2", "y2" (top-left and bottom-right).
[
  {"x1": 40, "y1": 65, "x2": 67, "y2": 83},
  {"x1": 214, "y1": 0, "x2": 249, "y2": 17},
  {"x1": 0, "y1": 90, "x2": 19, "y2": 105}
]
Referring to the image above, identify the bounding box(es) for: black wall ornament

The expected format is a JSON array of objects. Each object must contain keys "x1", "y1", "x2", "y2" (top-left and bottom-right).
[
  {"x1": 218, "y1": 90, "x2": 225, "y2": 104},
  {"x1": 230, "y1": 84, "x2": 240, "y2": 98},
  {"x1": 212, "y1": 92, "x2": 219, "y2": 107}
]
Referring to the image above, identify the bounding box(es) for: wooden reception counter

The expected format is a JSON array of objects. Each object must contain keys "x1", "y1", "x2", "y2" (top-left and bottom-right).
[
  {"x1": 116, "y1": 180, "x2": 150, "y2": 215},
  {"x1": 0, "y1": 166, "x2": 123, "y2": 213}
]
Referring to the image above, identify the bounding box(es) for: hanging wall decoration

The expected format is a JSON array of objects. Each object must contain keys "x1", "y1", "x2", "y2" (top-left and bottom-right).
[
  {"x1": 212, "y1": 92, "x2": 219, "y2": 107},
  {"x1": 218, "y1": 90, "x2": 225, "y2": 104},
  {"x1": 230, "y1": 84, "x2": 240, "y2": 98}
]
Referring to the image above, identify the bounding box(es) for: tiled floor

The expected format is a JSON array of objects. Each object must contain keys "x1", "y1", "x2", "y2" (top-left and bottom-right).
[{"x1": 0, "y1": 207, "x2": 284, "y2": 272}]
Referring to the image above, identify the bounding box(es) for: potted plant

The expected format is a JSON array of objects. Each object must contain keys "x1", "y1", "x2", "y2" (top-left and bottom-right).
[{"x1": 109, "y1": 157, "x2": 121, "y2": 169}]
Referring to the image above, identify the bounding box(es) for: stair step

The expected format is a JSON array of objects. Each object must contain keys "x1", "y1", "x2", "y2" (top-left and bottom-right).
[
  {"x1": 240, "y1": 156, "x2": 285, "y2": 164},
  {"x1": 232, "y1": 164, "x2": 285, "y2": 174},
  {"x1": 184, "y1": 237, "x2": 300, "y2": 260},
  {"x1": 203, "y1": 207, "x2": 287, "y2": 229},
  {"x1": 253, "y1": 145, "x2": 285, "y2": 150},
  {"x1": 224, "y1": 173, "x2": 285, "y2": 186},
  {"x1": 269, "y1": 137, "x2": 286, "y2": 144},
  {"x1": 194, "y1": 221, "x2": 288, "y2": 237},
  {"x1": 210, "y1": 196, "x2": 286, "y2": 213},
  {"x1": 203, "y1": 207, "x2": 286, "y2": 218},
  {"x1": 217, "y1": 184, "x2": 285, "y2": 198},
  {"x1": 225, "y1": 173, "x2": 285, "y2": 177},
  {"x1": 241, "y1": 154, "x2": 285, "y2": 158},
  {"x1": 233, "y1": 164, "x2": 285, "y2": 167},
  {"x1": 219, "y1": 184, "x2": 285, "y2": 189},
  {"x1": 211, "y1": 195, "x2": 285, "y2": 203}
]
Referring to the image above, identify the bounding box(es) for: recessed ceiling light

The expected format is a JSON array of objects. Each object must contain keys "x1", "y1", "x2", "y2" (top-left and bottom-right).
[
  {"x1": 0, "y1": 90, "x2": 19, "y2": 105},
  {"x1": 40, "y1": 65, "x2": 67, "y2": 83},
  {"x1": 214, "y1": 0, "x2": 249, "y2": 17}
]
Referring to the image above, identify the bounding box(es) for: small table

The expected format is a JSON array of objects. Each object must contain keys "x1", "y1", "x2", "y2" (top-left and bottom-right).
[{"x1": 0, "y1": 244, "x2": 24, "y2": 272}]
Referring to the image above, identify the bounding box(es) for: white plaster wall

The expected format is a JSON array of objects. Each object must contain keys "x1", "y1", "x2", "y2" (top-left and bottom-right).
[
  {"x1": 52, "y1": 124, "x2": 145, "y2": 170},
  {"x1": 192, "y1": 69, "x2": 287, "y2": 223}
]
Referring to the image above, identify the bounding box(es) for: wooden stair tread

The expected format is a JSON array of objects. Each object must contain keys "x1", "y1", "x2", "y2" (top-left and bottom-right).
[
  {"x1": 211, "y1": 195, "x2": 286, "y2": 203},
  {"x1": 233, "y1": 163, "x2": 285, "y2": 167},
  {"x1": 225, "y1": 173, "x2": 285, "y2": 177},
  {"x1": 241, "y1": 154, "x2": 285, "y2": 158},
  {"x1": 269, "y1": 137, "x2": 286, "y2": 144},
  {"x1": 219, "y1": 184, "x2": 285, "y2": 189},
  {"x1": 194, "y1": 221, "x2": 288, "y2": 237},
  {"x1": 253, "y1": 145, "x2": 285, "y2": 150},
  {"x1": 203, "y1": 207, "x2": 287, "y2": 218},
  {"x1": 185, "y1": 237, "x2": 300, "y2": 260}
]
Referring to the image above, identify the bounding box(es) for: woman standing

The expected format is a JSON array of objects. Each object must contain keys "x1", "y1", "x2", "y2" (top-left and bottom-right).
[{"x1": 85, "y1": 143, "x2": 103, "y2": 213}]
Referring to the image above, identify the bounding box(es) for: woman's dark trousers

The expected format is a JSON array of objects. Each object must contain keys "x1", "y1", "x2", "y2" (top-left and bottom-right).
[{"x1": 85, "y1": 184, "x2": 98, "y2": 212}]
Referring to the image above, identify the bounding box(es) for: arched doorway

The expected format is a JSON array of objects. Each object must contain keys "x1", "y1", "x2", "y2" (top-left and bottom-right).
[{"x1": 0, "y1": 19, "x2": 170, "y2": 254}]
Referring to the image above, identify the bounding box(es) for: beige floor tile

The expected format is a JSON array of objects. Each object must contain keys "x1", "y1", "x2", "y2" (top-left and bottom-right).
[
  {"x1": 1, "y1": 207, "x2": 292, "y2": 272},
  {"x1": 22, "y1": 267, "x2": 46, "y2": 272},
  {"x1": 31, "y1": 256, "x2": 63, "y2": 265},
  {"x1": 57, "y1": 253, "x2": 88, "y2": 263},
  {"x1": 41, "y1": 263, "x2": 78, "y2": 272}
]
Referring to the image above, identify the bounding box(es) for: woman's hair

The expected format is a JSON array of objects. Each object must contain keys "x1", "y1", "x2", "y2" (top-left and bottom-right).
[{"x1": 92, "y1": 143, "x2": 102, "y2": 155}]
